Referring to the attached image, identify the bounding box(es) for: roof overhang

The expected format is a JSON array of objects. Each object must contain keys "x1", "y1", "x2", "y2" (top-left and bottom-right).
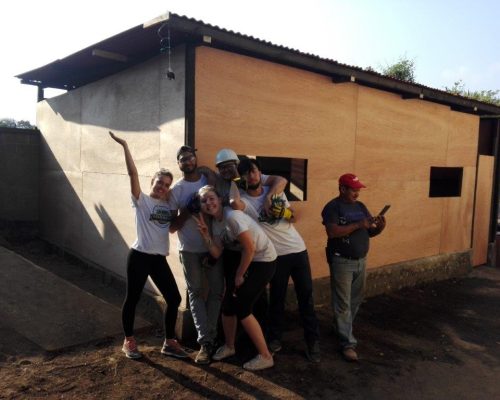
[{"x1": 16, "y1": 12, "x2": 500, "y2": 116}]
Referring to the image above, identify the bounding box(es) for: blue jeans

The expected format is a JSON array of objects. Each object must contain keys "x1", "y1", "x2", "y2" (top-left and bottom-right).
[
  {"x1": 268, "y1": 250, "x2": 319, "y2": 345},
  {"x1": 180, "y1": 251, "x2": 224, "y2": 345},
  {"x1": 329, "y1": 255, "x2": 366, "y2": 349}
]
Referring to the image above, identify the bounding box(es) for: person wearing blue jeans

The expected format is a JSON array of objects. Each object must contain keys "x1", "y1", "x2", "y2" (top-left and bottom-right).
[
  {"x1": 321, "y1": 173, "x2": 386, "y2": 361},
  {"x1": 329, "y1": 256, "x2": 366, "y2": 352},
  {"x1": 179, "y1": 250, "x2": 224, "y2": 352},
  {"x1": 170, "y1": 146, "x2": 224, "y2": 364}
]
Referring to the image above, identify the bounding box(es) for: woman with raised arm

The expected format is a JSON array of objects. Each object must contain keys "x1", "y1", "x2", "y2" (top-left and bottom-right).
[
  {"x1": 109, "y1": 131, "x2": 188, "y2": 360},
  {"x1": 193, "y1": 185, "x2": 277, "y2": 371}
]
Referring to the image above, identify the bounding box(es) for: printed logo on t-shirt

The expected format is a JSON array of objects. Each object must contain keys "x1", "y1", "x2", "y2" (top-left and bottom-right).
[
  {"x1": 339, "y1": 211, "x2": 365, "y2": 225},
  {"x1": 149, "y1": 205, "x2": 172, "y2": 227}
]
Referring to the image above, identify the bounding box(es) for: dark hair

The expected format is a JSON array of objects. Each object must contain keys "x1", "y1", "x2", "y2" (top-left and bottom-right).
[
  {"x1": 237, "y1": 158, "x2": 260, "y2": 176},
  {"x1": 176, "y1": 145, "x2": 197, "y2": 160},
  {"x1": 151, "y1": 168, "x2": 173, "y2": 185}
]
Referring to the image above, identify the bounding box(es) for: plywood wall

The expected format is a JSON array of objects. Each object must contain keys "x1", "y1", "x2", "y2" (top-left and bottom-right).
[
  {"x1": 194, "y1": 46, "x2": 481, "y2": 278},
  {"x1": 472, "y1": 155, "x2": 495, "y2": 266}
]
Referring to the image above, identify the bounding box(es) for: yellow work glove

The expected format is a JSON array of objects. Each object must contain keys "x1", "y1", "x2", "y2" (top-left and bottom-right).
[{"x1": 271, "y1": 204, "x2": 293, "y2": 220}]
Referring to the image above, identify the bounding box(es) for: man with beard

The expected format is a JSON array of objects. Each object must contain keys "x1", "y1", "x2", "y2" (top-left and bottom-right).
[
  {"x1": 321, "y1": 173, "x2": 386, "y2": 362},
  {"x1": 231, "y1": 158, "x2": 320, "y2": 362},
  {"x1": 169, "y1": 146, "x2": 224, "y2": 364},
  {"x1": 212, "y1": 149, "x2": 286, "y2": 214},
  {"x1": 212, "y1": 149, "x2": 288, "y2": 341}
]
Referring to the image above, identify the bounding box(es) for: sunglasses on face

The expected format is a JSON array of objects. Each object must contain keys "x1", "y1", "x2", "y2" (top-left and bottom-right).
[{"x1": 179, "y1": 155, "x2": 195, "y2": 164}]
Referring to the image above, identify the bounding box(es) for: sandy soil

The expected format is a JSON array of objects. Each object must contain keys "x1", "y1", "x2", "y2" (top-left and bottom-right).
[{"x1": 1, "y1": 231, "x2": 500, "y2": 399}]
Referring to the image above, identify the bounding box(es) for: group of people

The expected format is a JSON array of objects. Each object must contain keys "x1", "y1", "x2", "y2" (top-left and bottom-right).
[{"x1": 110, "y1": 131, "x2": 386, "y2": 371}]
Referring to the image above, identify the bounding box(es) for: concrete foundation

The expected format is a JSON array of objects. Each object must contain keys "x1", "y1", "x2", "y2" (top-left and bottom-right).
[
  {"x1": 171, "y1": 251, "x2": 474, "y2": 341},
  {"x1": 311, "y1": 251, "x2": 472, "y2": 308}
]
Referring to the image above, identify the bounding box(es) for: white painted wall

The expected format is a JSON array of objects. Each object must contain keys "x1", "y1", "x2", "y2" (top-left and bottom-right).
[{"x1": 36, "y1": 46, "x2": 188, "y2": 301}]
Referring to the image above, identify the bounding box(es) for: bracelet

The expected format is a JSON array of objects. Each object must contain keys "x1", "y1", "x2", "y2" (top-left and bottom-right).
[{"x1": 205, "y1": 237, "x2": 212, "y2": 247}]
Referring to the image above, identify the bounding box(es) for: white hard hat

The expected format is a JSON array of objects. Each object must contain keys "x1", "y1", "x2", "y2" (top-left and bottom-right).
[{"x1": 215, "y1": 149, "x2": 239, "y2": 166}]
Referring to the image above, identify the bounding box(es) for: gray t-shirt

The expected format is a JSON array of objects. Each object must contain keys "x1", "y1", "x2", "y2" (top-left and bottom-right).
[{"x1": 212, "y1": 208, "x2": 277, "y2": 262}]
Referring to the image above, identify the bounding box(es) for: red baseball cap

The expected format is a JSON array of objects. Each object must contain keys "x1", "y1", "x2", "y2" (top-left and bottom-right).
[{"x1": 339, "y1": 173, "x2": 366, "y2": 189}]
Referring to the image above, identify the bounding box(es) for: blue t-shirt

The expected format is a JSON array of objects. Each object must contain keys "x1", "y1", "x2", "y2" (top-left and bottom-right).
[{"x1": 321, "y1": 197, "x2": 372, "y2": 259}]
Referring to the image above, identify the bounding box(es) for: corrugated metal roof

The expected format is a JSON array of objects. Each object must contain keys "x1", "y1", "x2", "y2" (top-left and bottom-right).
[{"x1": 16, "y1": 12, "x2": 500, "y2": 115}]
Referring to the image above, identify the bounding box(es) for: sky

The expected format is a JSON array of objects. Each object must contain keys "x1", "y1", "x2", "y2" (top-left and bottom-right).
[{"x1": 1, "y1": 0, "x2": 500, "y2": 124}]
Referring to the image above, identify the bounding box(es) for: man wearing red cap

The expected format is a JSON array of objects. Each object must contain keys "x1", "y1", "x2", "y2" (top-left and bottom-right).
[{"x1": 321, "y1": 173, "x2": 386, "y2": 361}]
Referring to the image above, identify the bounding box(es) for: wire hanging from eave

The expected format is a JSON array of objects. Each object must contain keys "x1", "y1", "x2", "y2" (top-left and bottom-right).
[{"x1": 158, "y1": 23, "x2": 175, "y2": 80}]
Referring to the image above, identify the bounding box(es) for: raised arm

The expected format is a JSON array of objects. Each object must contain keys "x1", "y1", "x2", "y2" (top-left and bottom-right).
[
  {"x1": 109, "y1": 131, "x2": 140, "y2": 200},
  {"x1": 262, "y1": 175, "x2": 288, "y2": 215},
  {"x1": 197, "y1": 166, "x2": 218, "y2": 186},
  {"x1": 229, "y1": 181, "x2": 246, "y2": 211}
]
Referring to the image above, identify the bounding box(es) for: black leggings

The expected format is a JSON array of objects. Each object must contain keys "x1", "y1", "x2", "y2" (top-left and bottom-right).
[
  {"x1": 222, "y1": 249, "x2": 276, "y2": 320},
  {"x1": 122, "y1": 249, "x2": 181, "y2": 339}
]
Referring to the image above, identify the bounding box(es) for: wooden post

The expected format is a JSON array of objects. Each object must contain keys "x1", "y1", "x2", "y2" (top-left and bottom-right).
[{"x1": 37, "y1": 86, "x2": 44, "y2": 102}]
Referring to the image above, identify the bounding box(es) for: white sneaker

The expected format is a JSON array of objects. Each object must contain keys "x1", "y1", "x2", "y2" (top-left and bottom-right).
[
  {"x1": 212, "y1": 344, "x2": 236, "y2": 361},
  {"x1": 243, "y1": 354, "x2": 274, "y2": 371}
]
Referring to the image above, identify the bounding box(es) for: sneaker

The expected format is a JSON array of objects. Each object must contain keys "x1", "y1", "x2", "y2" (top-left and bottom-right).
[
  {"x1": 306, "y1": 341, "x2": 321, "y2": 363},
  {"x1": 122, "y1": 337, "x2": 142, "y2": 359},
  {"x1": 243, "y1": 354, "x2": 274, "y2": 371},
  {"x1": 212, "y1": 344, "x2": 236, "y2": 361},
  {"x1": 161, "y1": 339, "x2": 189, "y2": 359},
  {"x1": 195, "y1": 344, "x2": 212, "y2": 364},
  {"x1": 268, "y1": 339, "x2": 282, "y2": 353},
  {"x1": 342, "y1": 347, "x2": 359, "y2": 362}
]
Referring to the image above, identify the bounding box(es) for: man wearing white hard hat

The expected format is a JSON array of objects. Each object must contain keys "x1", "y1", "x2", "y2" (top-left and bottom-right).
[{"x1": 212, "y1": 149, "x2": 287, "y2": 346}]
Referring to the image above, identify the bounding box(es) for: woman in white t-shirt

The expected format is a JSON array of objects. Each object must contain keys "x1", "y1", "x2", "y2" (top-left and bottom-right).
[
  {"x1": 194, "y1": 185, "x2": 277, "y2": 371},
  {"x1": 109, "y1": 131, "x2": 188, "y2": 360}
]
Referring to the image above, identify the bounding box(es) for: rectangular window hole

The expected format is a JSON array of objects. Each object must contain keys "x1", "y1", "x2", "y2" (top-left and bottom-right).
[
  {"x1": 239, "y1": 155, "x2": 307, "y2": 201},
  {"x1": 429, "y1": 167, "x2": 463, "y2": 197}
]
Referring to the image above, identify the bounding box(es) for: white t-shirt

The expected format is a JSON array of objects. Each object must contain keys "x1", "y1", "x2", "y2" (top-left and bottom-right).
[
  {"x1": 170, "y1": 175, "x2": 208, "y2": 252},
  {"x1": 131, "y1": 192, "x2": 172, "y2": 256},
  {"x1": 241, "y1": 187, "x2": 306, "y2": 256},
  {"x1": 212, "y1": 208, "x2": 277, "y2": 262}
]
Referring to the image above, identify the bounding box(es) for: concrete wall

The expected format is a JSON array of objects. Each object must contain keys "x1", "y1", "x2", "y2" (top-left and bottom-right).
[
  {"x1": 0, "y1": 128, "x2": 39, "y2": 222},
  {"x1": 36, "y1": 46, "x2": 188, "y2": 300},
  {"x1": 194, "y1": 46, "x2": 481, "y2": 280}
]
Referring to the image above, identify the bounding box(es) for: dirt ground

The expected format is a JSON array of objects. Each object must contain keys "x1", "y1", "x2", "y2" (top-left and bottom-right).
[{"x1": 1, "y1": 230, "x2": 500, "y2": 399}]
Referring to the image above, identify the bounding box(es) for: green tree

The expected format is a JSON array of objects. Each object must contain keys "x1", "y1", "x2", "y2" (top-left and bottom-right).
[
  {"x1": 16, "y1": 120, "x2": 36, "y2": 129},
  {"x1": 0, "y1": 118, "x2": 36, "y2": 129},
  {"x1": 0, "y1": 118, "x2": 17, "y2": 128},
  {"x1": 444, "y1": 80, "x2": 500, "y2": 106},
  {"x1": 380, "y1": 56, "x2": 416, "y2": 83}
]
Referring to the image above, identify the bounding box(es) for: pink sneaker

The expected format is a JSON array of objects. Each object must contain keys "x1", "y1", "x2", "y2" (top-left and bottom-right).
[
  {"x1": 122, "y1": 337, "x2": 142, "y2": 359},
  {"x1": 161, "y1": 338, "x2": 189, "y2": 359}
]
